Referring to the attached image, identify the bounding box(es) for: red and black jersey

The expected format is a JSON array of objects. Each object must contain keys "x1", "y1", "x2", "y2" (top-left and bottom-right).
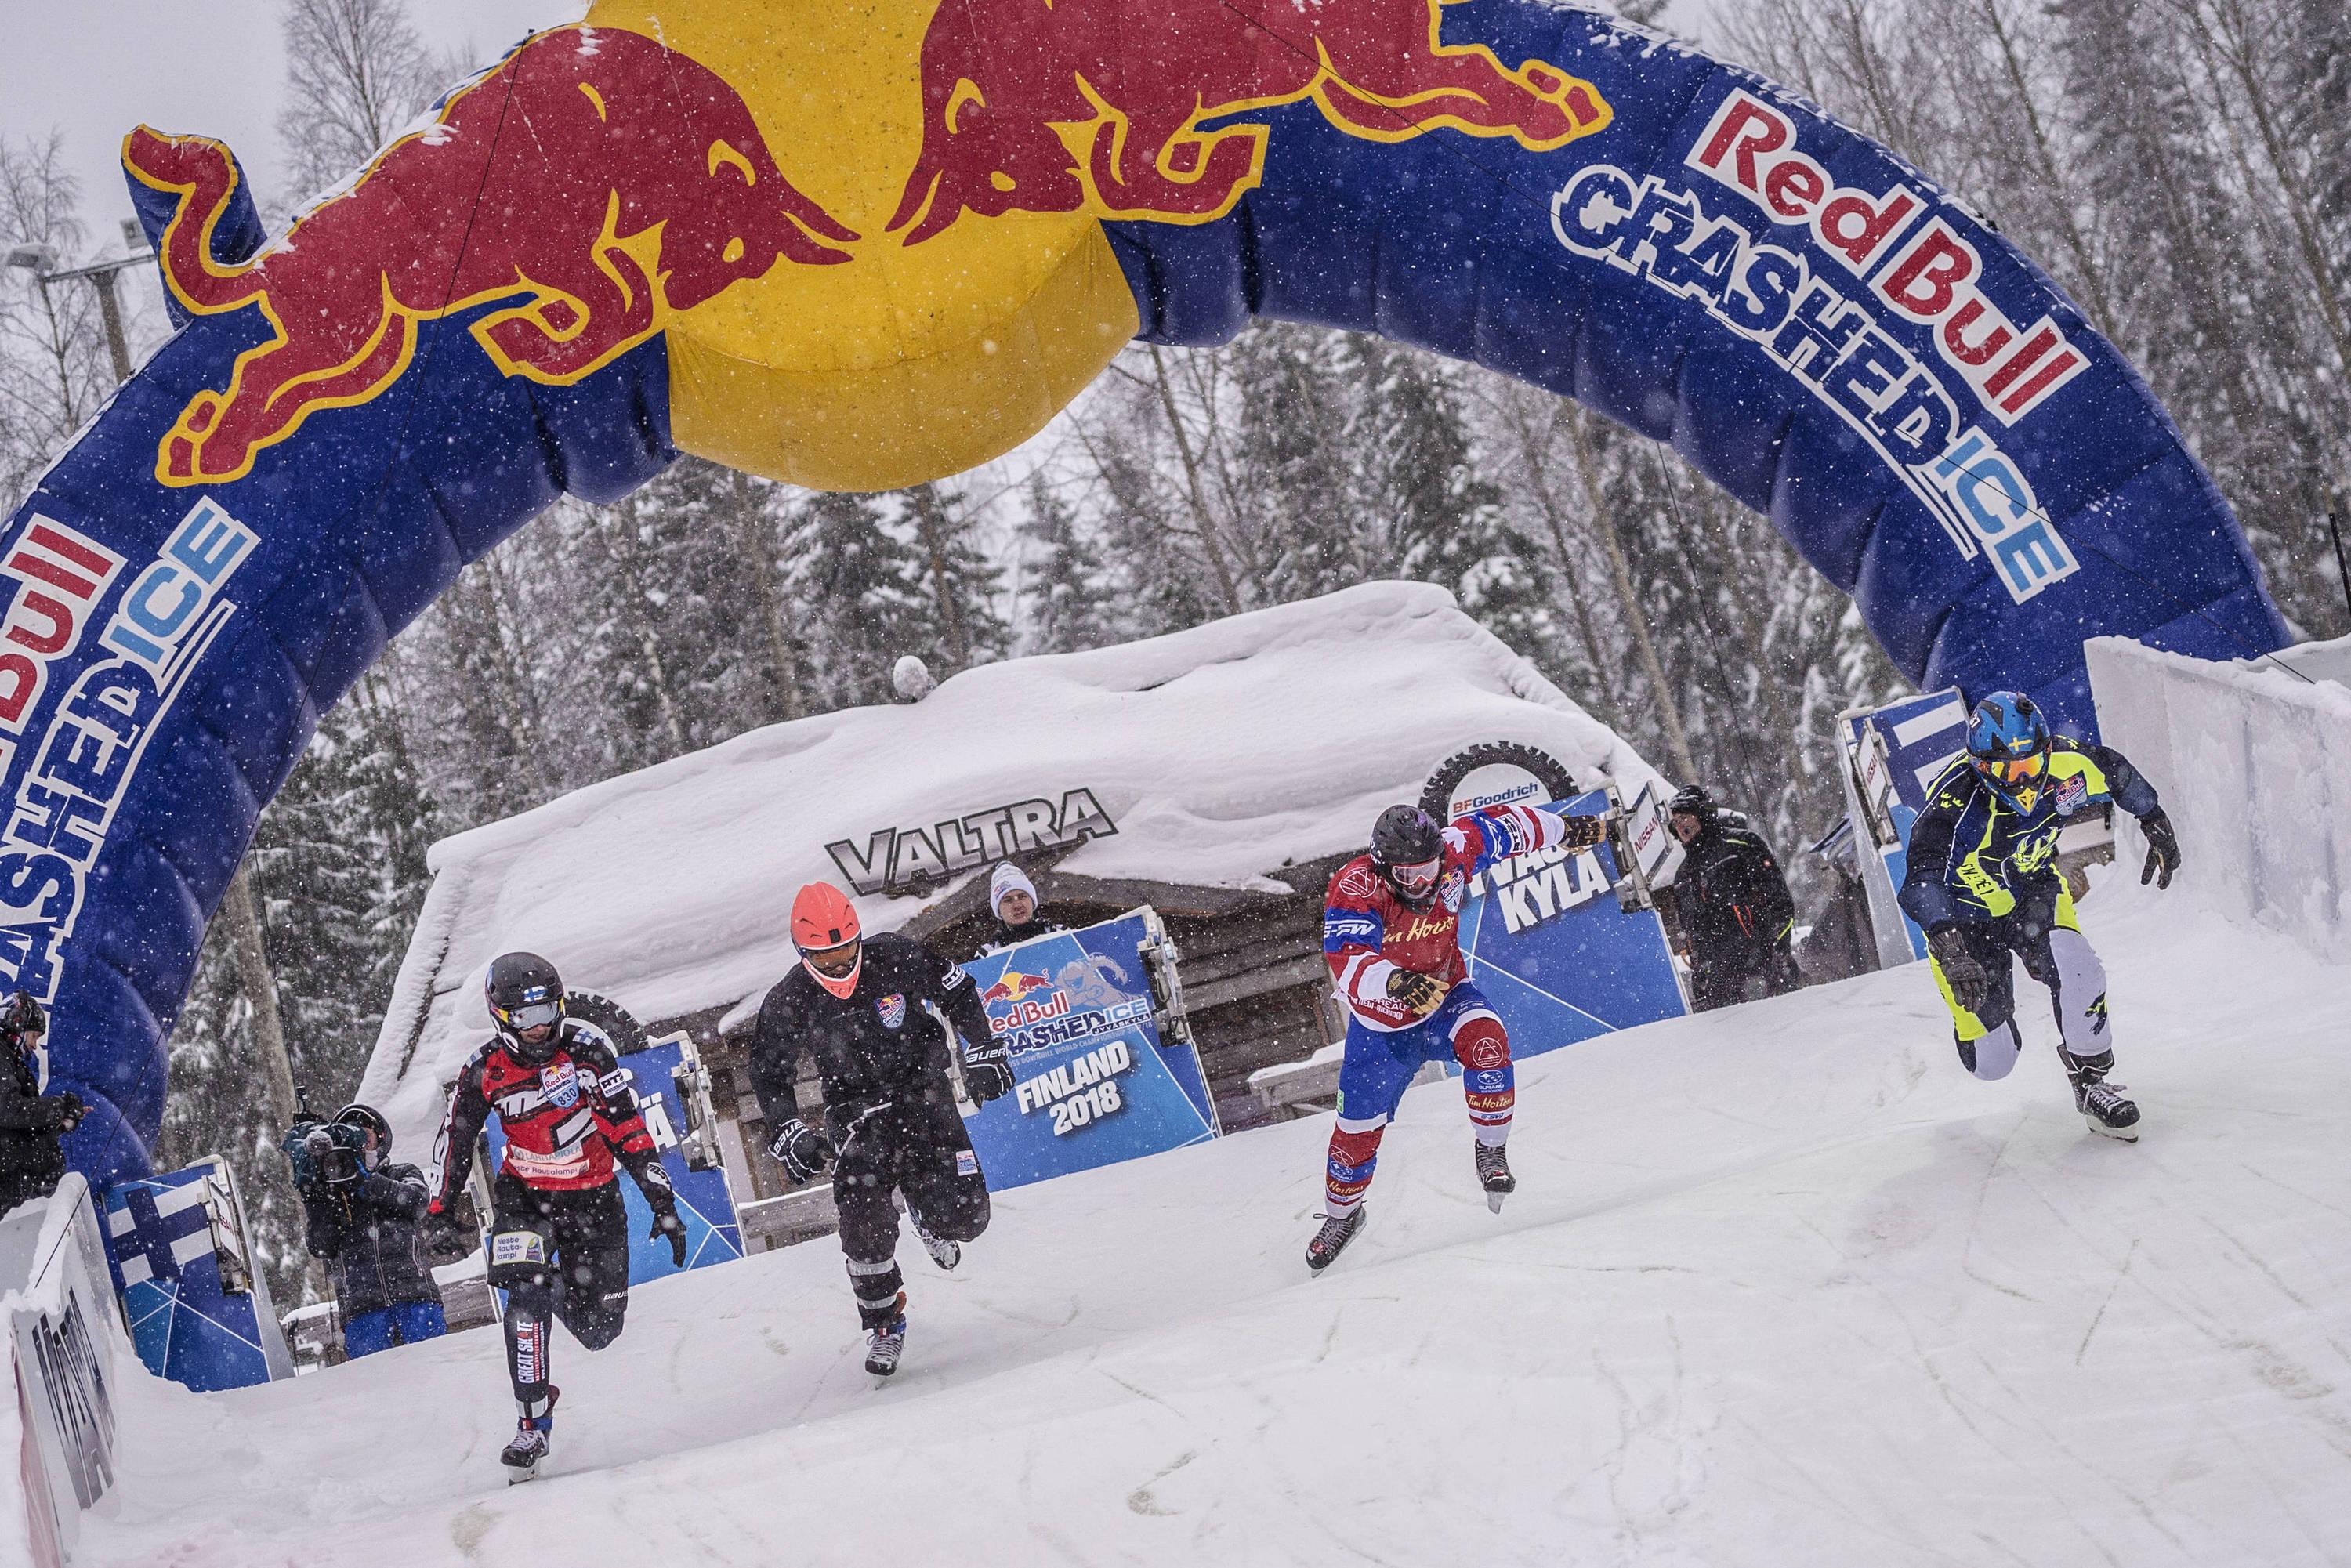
[{"x1": 427, "y1": 1017, "x2": 666, "y2": 1210}]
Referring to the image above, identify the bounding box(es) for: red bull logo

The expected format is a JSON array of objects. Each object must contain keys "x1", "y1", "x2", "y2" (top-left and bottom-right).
[
  {"x1": 887, "y1": 0, "x2": 1613, "y2": 244},
  {"x1": 125, "y1": 25, "x2": 857, "y2": 487},
  {"x1": 982, "y1": 971, "x2": 1055, "y2": 1005}
]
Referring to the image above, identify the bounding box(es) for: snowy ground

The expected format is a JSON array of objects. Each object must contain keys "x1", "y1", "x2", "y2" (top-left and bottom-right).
[{"x1": 80, "y1": 875, "x2": 2351, "y2": 1566}]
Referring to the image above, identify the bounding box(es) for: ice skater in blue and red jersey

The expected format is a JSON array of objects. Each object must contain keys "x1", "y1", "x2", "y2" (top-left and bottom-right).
[{"x1": 1306, "y1": 800, "x2": 1606, "y2": 1271}]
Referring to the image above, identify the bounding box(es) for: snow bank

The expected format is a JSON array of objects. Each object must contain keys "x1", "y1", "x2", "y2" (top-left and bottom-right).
[
  {"x1": 360, "y1": 583, "x2": 1661, "y2": 1150},
  {"x1": 2088, "y1": 634, "x2": 2351, "y2": 963}
]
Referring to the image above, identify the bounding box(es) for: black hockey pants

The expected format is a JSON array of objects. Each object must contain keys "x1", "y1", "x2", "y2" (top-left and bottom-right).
[
  {"x1": 829, "y1": 1096, "x2": 991, "y2": 1330},
  {"x1": 487, "y1": 1172, "x2": 632, "y2": 1418}
]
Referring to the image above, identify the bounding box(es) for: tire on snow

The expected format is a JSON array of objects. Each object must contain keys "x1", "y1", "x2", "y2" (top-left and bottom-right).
[{"x1": 1419, "y1": 742, "x2": 1579, "y2": 820}]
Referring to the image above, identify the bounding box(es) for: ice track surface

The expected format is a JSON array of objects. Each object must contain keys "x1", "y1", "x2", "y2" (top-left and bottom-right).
[{"x1": 82, "y1": 878, "x2": 2351, "y2": 1566}]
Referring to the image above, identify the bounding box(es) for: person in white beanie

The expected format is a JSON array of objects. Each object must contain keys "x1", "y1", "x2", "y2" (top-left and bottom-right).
[{"x1": 974, "y1": 862, "x2": 1069, "y2": 958}]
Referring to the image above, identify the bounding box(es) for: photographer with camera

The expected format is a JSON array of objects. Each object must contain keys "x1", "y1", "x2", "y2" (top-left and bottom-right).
[
  {"x1": 0, "y1": 992, "x2": 84, "y2": 1215},
  {"x1": 288, "y1": 1102, "x2": 447, "y2": 1358}
]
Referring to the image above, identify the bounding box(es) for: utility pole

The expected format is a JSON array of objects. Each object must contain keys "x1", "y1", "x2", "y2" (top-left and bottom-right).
[{"x1": 9, "y1": 226, "x2": 307, "y2": 1261}]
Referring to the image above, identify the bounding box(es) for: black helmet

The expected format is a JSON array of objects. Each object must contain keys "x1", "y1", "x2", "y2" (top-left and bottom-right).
[
  {"x1": 1370, "y1": 804, "x2": 1445, "y2": 905},
  {"x1": 0, "y1": 990, "x2": 45, "y2": 1052},
  {"x1": 335, "y1": 1103, "x2": 392, "y2": 1165},
  {"x1": 1667, "y1": 784, "x2": 1715, "y2": 826},
  {"x1": 486, "y1": 952, "x2": 566, "y2": 1062}
]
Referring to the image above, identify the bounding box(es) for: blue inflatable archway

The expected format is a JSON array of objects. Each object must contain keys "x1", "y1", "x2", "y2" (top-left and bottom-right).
[{"x1": 5, "y1": 1, "x2": 2281, "y2": 1180}]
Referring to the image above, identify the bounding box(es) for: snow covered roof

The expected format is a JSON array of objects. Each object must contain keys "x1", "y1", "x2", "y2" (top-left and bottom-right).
[{"x1": 357, "y1": 581, "x2": 1662, "y2": 1147}]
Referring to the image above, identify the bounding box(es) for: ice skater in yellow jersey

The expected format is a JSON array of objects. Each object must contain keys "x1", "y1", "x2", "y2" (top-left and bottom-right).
[{"x1": 1897, "y1": 692, "x2": 2181, "y2": 1140}]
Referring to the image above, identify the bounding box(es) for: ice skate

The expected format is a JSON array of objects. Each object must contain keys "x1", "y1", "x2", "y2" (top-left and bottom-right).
[
  {"x1": 1306, "y1": 1206, "x2": 1367, "y2": 1273},
  {"x1": 864, "y1": 1294, "x2": 909, "y2": 1378},
  {"x1": 915, "y1": 1221, "x2": 961, "y2": 1272},
  {"x1": 1475, "y1": 1142, "x2": 1516, "y2": 1212},
  {"x1": 2064, "y1": 1050, "x2": 2141, "y2": 1141},
  {"x1": 501, "y1": 1388, "x2": 557, "y2": 1483}
]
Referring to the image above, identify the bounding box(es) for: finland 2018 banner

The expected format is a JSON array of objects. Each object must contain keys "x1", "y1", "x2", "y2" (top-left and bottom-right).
[{"x1": 958, "y1": 912, "x2": 1216, "y2": 1189}]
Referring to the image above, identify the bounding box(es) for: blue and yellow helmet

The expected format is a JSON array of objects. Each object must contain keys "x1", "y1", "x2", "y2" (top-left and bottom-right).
[{"x1": 1965, "y1": 690, "x2": 2052, "y2": 806}]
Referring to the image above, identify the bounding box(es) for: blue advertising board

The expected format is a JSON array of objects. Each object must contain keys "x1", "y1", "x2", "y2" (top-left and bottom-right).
[
  {"x1": 958, "y1": 911, "x2": 1216, "y2": 1189},
  {"x1": 483, "y1": 1033, "x2": 743, "y2": 1284},
  {"x1": 100, "y1": 1160, "x2": 291, "y2": 1392},
  {"x1": 1841, "y1": 690, "x2": 1969, "y2": 961},
  {"x1": 1457, "y1": 793, "x2": 1689, "y2": 1060}
]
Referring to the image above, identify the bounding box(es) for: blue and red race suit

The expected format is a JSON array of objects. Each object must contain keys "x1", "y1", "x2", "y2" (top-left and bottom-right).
[{"x1": 1316, "y1": 803, "x2": 1603, "y2": 1214}]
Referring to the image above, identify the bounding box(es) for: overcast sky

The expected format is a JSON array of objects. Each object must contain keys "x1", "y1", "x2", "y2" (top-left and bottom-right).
[
  {"x1": 0, "y1": 0, "x2": 581, "y2": 252},
  {"x1": 3, "y1": 0, "x2": 1726, "y2": 262}
]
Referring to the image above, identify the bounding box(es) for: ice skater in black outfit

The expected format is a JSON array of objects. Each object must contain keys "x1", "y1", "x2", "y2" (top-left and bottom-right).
[{"x1": 747, "y1": 882, "x2": 1014, "y2": 1376}]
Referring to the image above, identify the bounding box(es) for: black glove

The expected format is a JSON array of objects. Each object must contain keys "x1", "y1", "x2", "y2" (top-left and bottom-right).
[
  {"x1": 649, "y1": 1207, "x2": 688, "y2": 1267},
  {"x1": 423, "y1": 1209, "x2": 470, "y2": 1263},
  {"x1": 2139, "y1": 809, "x2": 2179, "y2": 890},
  {"x1": 1559, "y1": 813, "x2": 1607, "y2": 851},
  {"x1": 768, "y1": 1117, "x2": 835, "y2": 1184},
  {"x1": 1385, "y1": 967, "x2": 1444, "y2": 1017},
  {"x1": 54, "y1": 1092, "x2": 85, "y2": 1132},
  {"x1": 1925, "y1": 925, "x2": 1992, "y2": 1017},
  {"x1": 962, "y1": 1039, "x2": 1014, "y2": 1105}
]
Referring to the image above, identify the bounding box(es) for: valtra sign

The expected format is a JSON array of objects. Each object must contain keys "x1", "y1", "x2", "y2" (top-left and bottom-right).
[{"x1": 825, "y1": 789, "x2": 1117, "y2": 896}]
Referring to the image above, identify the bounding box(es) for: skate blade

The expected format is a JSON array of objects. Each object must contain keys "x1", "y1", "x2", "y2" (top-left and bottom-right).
[
  {"x1": 2086, "y1": 1114, "x2": 2140, "y2": 1143},
  {"x1": 503, "y1": 1461, "x2": 542, "y2": 1486},
  {"x1": 1487, "y1": 1190, "x2": 1509, "y2": 1214}
]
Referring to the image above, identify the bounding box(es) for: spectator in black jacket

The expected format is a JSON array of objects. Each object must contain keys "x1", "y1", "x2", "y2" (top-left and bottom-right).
[
  {"x1": 1665, "y1": 785, "x2": 1802, "y2": 1012},
  {"x1": 0, "y1": 993, "x2": 82, "y2": 1215},
  {"x1": 299, "y1": 1103, "x2": 446, "y2": 1358}
]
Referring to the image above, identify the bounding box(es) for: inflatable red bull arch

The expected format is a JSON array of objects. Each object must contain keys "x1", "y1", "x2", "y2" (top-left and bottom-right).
[{"x1": 7, "y1": 1, "x2": 2284, "y2": 1179}]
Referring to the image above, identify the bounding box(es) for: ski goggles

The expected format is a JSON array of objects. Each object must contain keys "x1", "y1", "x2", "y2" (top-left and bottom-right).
[
  {"x1": 1972, "y1": 750, "x2": 2047, "y2": 788},
  {"x1": 495, "y1": 1000, "x2": 562, "y2": 1031},
  {"x1": 1389, "y1": 856, "x2": 1441, "y2": 896},
  {"x1": 801, "y1": 939, "x2": 861, "y2": 978}
]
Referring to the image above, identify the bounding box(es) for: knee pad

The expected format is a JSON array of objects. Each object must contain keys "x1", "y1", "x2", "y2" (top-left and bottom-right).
[
  {"x1": 935, "y1": 1196, "x2": 991, "y2": 1244},
  {"x1": 568, "y1": 1295, "x2": 629, "y2": 1351},
  {"x1": 486, "y1": 1226, "x2": 552, "y2": 1292},
  {"x1": 1959, "y1": 1022, "x2": 2022, "y2": 1081},
  {"x1": 1451, "y1": 1012, "x2": 1511, "y2": 1072}
]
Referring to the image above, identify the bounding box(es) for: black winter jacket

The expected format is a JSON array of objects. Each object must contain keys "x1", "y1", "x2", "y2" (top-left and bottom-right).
[
  {"x1": 749, "y1": 933, "x2": 995, "y2": 1137},
  {"x1": 1672, "y1": 819, "x2": 1798, "y2": 970},
  {"x1": 302, "y1": 1158, "x2": 444, "y2": 1318},
  {"x1": 0, "y1": 1045, "x2": 75, "y2": 1210}
]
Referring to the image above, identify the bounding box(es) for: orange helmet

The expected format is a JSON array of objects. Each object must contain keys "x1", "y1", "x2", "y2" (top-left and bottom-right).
[{"x1": 792, "y1": 882, "x2": 864, "y2": 998}]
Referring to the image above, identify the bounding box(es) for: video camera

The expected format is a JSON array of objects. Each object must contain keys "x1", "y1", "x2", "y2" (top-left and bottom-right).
[{"x1": 279, "y1": 1086, "x2": 370, "y2": 1190}]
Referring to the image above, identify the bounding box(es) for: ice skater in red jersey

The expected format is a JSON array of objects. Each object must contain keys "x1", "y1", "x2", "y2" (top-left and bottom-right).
[
  {"x1": 1306, "y1": 801, "x2": 1605, "y2": 1272},
  {"x1": 426, "y1": 952, "x2": 686, "y2": 1482}
]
